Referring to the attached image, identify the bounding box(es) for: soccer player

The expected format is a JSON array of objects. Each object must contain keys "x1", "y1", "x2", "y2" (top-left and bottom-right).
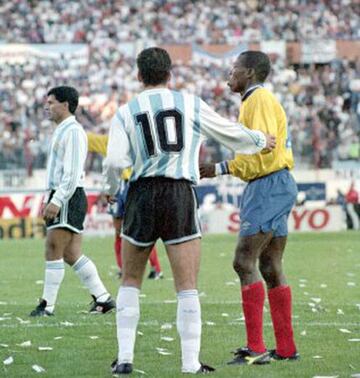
[
  {"x1": 103, "y1": 47, "x2": 276, "y2": 375},
  {"x1": 200, "y1": 51, "x2": 299, "y2": 364},
  {"x1": 87, "y1": 132, "x2": 163, "y2": 279},
  {"x1": 30, "y1": 86, "x2": 115, "y2": 317}
]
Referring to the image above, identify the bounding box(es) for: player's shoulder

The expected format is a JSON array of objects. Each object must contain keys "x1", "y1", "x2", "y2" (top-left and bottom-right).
[{"x1": 247, "y1": 87, "x2": 281, "y2": 107}]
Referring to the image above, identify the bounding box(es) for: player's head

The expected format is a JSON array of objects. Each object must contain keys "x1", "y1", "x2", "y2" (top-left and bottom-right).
[
  {"x1": 136, "y1": 47, "x2": 172, "y2": 86},
  {"x1": 46, "y1": 86, "x2": 79, "y2": 123},
  {"x1": 228, "y1": 51, "x2": 271, "y2": 94}
]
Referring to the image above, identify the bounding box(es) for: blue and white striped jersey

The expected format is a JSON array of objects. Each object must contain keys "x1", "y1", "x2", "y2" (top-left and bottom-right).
[
  {"x1": 46, "y1": 115, "x2": 87, "y2": 207},
  {"x1": 104, "y1": 88, "x2": 266, "y2": 195}
]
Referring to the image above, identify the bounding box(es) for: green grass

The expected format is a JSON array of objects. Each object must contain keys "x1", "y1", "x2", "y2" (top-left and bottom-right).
[{"x1": 0, "y1": 232, "x2": 359, "y2": 377}]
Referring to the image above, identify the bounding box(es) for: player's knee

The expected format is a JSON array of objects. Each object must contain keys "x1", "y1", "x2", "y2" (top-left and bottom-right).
[
  {"x1": 259, "y1": 258, "x2": 282, "y2": 282},
  {"x1": 233, "y1": 256, "x2": 254, "y2": 277}
]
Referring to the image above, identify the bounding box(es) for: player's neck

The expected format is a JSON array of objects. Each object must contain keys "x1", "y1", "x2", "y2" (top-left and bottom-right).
[
  {"x1": 242, "y1": 81, "x2": 263, "y2": 96},
  {"x1": 56, "y1": 113, "x2": 73, "y2": 125},
  {"x1": 143, "y1": 83, "x2": 169, "y2": 91}
]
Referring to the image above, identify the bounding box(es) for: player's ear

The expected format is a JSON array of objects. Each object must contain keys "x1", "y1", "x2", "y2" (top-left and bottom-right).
[{"x1": 247, "y1": 67, "x2": 255, "y2": 79}]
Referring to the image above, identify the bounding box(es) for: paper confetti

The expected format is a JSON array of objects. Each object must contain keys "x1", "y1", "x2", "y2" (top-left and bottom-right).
[
  {"x1": 32, "y1": 364, "x2": 46, "y2": 373},
  {"x1": 161, "y1": 323, "x2": 173, "y2": 330},
  {"x1": 225, "y1": 281, "x2": 236, "y2": 286},
  {"x1": 221, "y1": 313, "x2": 229, "y2": 317},
  {"x1": 320, "y1": 284, "x2": 328, "y2": 288},
  {"x1": 336, "y1": 309, "x2": 344, "y2": 315},
  {"x1": 3, "y1": 356, "x2": 13, "y2": 365},
  {"x1": 0, "y1": 344, "x2": 9, "y2": 348},
  {"x1": 134, "y1": 369, "x2": 147, "y2": 375},
  {"x1": 163, "y1": 300, "x2": 176, "y2": 304},
  {"x1": 339, "y1": 328, "x2": 351, "y2": 333},
  {"x1": 18, "y1": 340, "x2": 31, "y2": 347},
  {"x1": 0, "y1": 302, "x2": 7, "y2": 305},
  {"x1": 161, "y1": 336, "x2": 174, "y2": 342},
  {"x1": 60, "y1": 321, "x2": 74, "y2": 327},
  {"x1": 205, "y1": 321, "x2": 216, "y2": 326},
  {"x1": 54, "y1": 337, "x2": 63, "y2": 340},
  {"x1": 139, "y1": 294, "x2": 147, "y2": 298},
  {"x1": 348, "y1": 339, "x2": 360, "y2": 342},
  {"x1": 300, "y1": 330, "x2": 307, "y2": 336},
  {"x1": 156, "y1": 347, "x2": 172, "y2": 355},
  {"x1": 16, "y1": 317, "x2": 30, "y2": 324},
  {"x1": 311, "y1": 298, "x2": 322, "y2": 303},
  {"x1": 35, "y1": 280, "x2": 44, "y2": 285},
  {"x1": 89, "y1": 336, "x2": 99, "y2": 340},
  {"x1": 347, "y1": 282, "x2": 356, "y2": 287},
  {"x1": 312, "y1": 355, "x2": 323, "y2": 359},
  {"x1": 38, "y1": 347, "x2": 53, "y2": 351},
  {"x1": 0, "y1": 317, "x2": 11, "y2": 321},
  {"x1": 137, "y1": 331, "x2": 144, "y2": 336}
]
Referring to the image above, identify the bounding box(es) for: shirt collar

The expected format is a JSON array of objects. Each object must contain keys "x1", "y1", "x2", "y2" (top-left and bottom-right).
[
  {"x1": 242, "y1": 84, "x2": 264, "y2": 101},
  {"x1": 57, "y1": 115, "x2": 76, "y2": 129}
]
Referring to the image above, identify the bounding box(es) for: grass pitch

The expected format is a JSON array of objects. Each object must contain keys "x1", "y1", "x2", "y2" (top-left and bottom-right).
[{"x1": 0, "y1": 232, "x2": 359, "y2": 377}]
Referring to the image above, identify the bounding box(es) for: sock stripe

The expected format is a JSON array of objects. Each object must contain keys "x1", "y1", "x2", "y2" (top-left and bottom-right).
[
  {"x1": 73, "y1": 255, "x2": 90, "y2": 272},
  {"x1": 177, "y1": 290, "x2": 198, "y2": 299}
]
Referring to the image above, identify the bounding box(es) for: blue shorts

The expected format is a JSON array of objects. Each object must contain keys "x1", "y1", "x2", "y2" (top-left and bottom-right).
[
  {"x1": 108, "y1": 180, "x2": 129, "y2": 219},
  {"x1": 239, "y1": 169, "x2": 297, "y2": 237}
]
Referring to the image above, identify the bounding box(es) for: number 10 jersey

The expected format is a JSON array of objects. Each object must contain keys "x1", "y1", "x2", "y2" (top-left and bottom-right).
[{"x1": 104, "y1": 87, "x2": 267, "y2": 195}]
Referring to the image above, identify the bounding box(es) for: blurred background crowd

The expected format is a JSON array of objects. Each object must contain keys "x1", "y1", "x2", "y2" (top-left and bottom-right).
[{"x1": 0, "y1": 0, "x2": 359, "y2": 173}]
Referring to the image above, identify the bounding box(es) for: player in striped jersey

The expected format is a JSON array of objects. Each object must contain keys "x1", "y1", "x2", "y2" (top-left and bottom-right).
[
  {"x1": 30, "y1": 86, "x2": 115, "y2": 317},
  {"x1": 103, "y1": 47, "x2": 276, "y2": 375}
]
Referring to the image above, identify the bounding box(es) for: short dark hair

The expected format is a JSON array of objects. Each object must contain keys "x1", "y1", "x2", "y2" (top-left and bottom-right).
[
  {"x1": 239, "y1": 51, "x2": 271, "y2": 82},
  {"x1": 47, "y1": 86, "x2": 79, "y2": 114},
  {"x1": 136, "y1": 47, "x2": 172, "y2": 86}
]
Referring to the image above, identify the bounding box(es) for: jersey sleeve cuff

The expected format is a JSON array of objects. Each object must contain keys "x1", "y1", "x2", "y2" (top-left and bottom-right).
[
  {"x1": 215, "y1": 161, "x2": 229, "y2": 176},
  {"x1": 50, "y1": 196, "x2": 63, "y2": 208}
]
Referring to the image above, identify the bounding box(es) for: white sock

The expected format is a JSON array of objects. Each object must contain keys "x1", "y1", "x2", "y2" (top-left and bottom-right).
[
  {"x1": 117, "y1": 286, "x2": 140, "y2": 364},
  {"x1": 177, "y1": 290, "x2": 202, "y2": 373},
  {"x1": 73, "y1": 255, "x2": 110, "y2": 302},
  {"x1": 42, "y1": 259, "x2": 65, "y2": 313}
]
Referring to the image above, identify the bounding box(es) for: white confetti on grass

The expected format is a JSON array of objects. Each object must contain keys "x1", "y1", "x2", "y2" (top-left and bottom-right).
[
  {"x1": 134, "y1": 369, "x2": 147, "y2": 375},
  {"x1": 139, "y1": 294, "x2": 147, "y2": 298},
  {"x1": 53, "y1": 337, "x2": 63, "y2": 340},
  {"x1": 0, "y1": 344, "x2": 9, "y2": 348},
  {"x1": 320, "y1": 284, "x2": 328, "y2": 288},
  {"x1": 311, "y1": 298, "x2": 322, "y2": 303},
  {"x1": 0, "y1": 302, "x2": 7, "y2": 305},
  {"x1": 38, "y1": 347, "x2": 53, "y2": 351},
  {"x1": 3, "y1": 356, "x2": 13, "y2": 365},
  {"x1": 137, "y1": 331, "x2": 144, "y2": 336},
  {"x1": 17, "y1": 340, "x2": 31, "y2": 347},
  {"x1": 312, "y1": 355, "x2": 323, "y2": 359},
  {"x1": 336, "y1": 309, "x2": 344, "y2": 315},
  {"x1": 156, "y1": 347, "x2": 172, "y2": 355},
  {"x1": 205, "y1": 321, "x2": 216, "y2": 326},
  {"x1": 300, "y1": 330, "x2": 307, "y2": 336},
  {"x1": 299, "y1": 284, "x2": 306, "y2": 288},
  {"x1": 221, "y1": 313, "x2": 229, "y2": 317},
  {"x1": 225, "y1": 281, "x2": 236, "y2": 286},
  {"x1": 349, "y1": 339, "x2": 360, "y2": 342},
  {"x1": 35, "y1": 280, "x2": 44, "y2": 285},
  {"x1": 161, "y1": 336, "x2": 174, "y2": 342},
  {"x1": 60, "y1": 321, "x2": 74, "y2": 327},
  {"x1": 163, "y1": 300, "x2": 176, "y2": 304},
  {"x1": 161, "y1": 323, "x2": 173, "y2": 330},
  {"x1": 32, "y1": 364, "x2": 46, "y2": 373},
  {"x1": 0, "y1": 317, "x2": 11, "y2": 321},
  {"x1": 347, "y1": 282, "x2": 356, "y2": 287},
  {"x1": 16, "y1": 317, "x2": 30, "y2": 324},
  {"x1": 339, "y1": 328, "x2": 352, "y2": 333},
  {"x1": 89, "y1": 336, "x2": 99, "y2": 340}
]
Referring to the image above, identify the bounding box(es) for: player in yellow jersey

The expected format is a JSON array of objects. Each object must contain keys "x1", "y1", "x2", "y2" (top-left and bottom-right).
[
  {"x1": 201, "y1": 51, "x2": 298, "y2": 365},
  {"x1": 87, "y1": 132, "x2": 163, "y2": 279}
]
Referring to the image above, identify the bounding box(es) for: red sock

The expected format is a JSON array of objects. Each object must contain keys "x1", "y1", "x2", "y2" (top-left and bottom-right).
[
  {"x1": 268, "y1": 285, "x2": 297, "y2": 357},
  {"x1": 241, "y1": 281, "x2": 266, "y2": 353},
  {"x1": 149, "y1": 247, "x2": 161, "y2": 273},
  {"x1": 114, "y1": 235, "x2": 122, "y2": 269}
]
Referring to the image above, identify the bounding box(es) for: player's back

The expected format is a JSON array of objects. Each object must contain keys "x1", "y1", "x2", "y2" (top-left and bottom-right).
[{"x1": 118, "y1": 88, "x2": 202, "y2": 183}]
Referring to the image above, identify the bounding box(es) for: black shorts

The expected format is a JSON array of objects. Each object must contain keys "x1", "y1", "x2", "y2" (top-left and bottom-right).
[
  {"x1": 121, "y1": 177, "x2": 201, "y2": 246},
  {"x1": 46, "y1": 187, "x2": 88, "y2": 234}
]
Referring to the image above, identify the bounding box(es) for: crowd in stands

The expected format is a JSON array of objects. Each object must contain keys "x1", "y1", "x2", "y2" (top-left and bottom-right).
[
  {"x1": 0, "y1": 0, "x2": 359, "y2": 174},
  {"x1": 1, "y1": 0, "x2": 359, "y2": 44}
]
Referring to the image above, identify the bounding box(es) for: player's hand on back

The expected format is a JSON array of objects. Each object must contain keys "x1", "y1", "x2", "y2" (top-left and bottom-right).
[
  {"x1": 200, "y1": 163, "x2": 216, "y2": 179},
  {"x1": 262, "y1": 133, "x2": 276, "y2": 153}
]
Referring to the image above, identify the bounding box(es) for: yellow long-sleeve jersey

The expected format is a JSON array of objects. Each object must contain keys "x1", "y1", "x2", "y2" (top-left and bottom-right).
[
  {"x1": 87, "y1": 132, "x2": 132, "y2": 181},
  {"x1": 227, "y1": 87, "x2": 294, "y2": 182}
]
